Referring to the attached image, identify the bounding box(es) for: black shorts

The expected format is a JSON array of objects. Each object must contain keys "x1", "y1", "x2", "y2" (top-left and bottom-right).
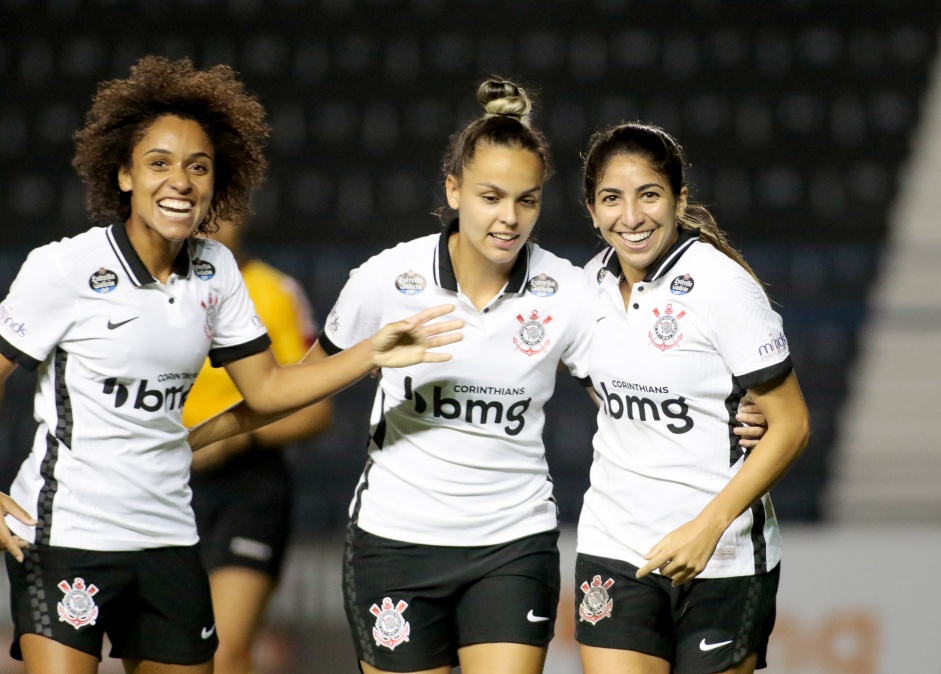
[
  {"x1": 574, "y1": 553, "x2": 779, "y2": 674},
  {"x1": 6, "y1": 544, "x2": 217, "y2": 664},
  {"x1": 190, "y1": 449, "x2": 292, "y2": 578},
  {"x1": 343, "y1": 525, "x2": 560, "y2": 672}
]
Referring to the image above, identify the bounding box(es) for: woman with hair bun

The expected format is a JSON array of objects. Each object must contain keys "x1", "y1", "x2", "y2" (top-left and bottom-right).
[
  {"x1": 321, "y1": 77, "x2": 595, "y2": 674},
  {"x1": 574, "y1": 122, "x2": 810, "y2": 674},
  {"x1": 0, "y1": 55, "x2": 460, "y2": 674}
]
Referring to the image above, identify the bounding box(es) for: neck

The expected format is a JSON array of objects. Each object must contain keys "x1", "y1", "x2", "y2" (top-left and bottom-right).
[
  {"x1": 448, "y1": 233, "x2": 516, "y2": 311},
  {"x1": 125, "y1": 220, "x2": 184, "y2": 284}
]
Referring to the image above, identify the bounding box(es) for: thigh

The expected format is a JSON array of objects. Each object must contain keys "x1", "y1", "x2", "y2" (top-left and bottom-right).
[
  {"x1": 109, "y1": 546, "x2": 217, "y2": 666},
  {"x1": 343, "y1": 525, "x2": 458, "y2": 672},
  {"x1": 455, "y1": 530, "x2": 560, "y2": 649},
  {"x1": 208, "y1": 566, "x2": 277, "y2": 648},
  {"x1": 673, "y1": 565, "x2": 779, "y2": 674},
  {"x1": 19, "y1": 634, "x2": 100, "y2": 674},
  {"x1": 6, "y1": 545, "x2": 134, "y2": 662},
  {"x1": 574, "y1": 552, "x2": 675, "y2": 663},
  {"x1": 580, "y1": 644, "x2": 672, "y2": 674},
  {"x1": 458, "y1": 642, "x2": 547, "y2": 674}
]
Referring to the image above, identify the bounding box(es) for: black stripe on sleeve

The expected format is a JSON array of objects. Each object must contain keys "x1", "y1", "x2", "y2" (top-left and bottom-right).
[
  {"x1": 736, "y1": 356, "x2": 793, "y2": 391},
  {"x1": 0, "y1": 334, "x2": 42, "y2": 371},
  {"x1": 574, "y1": 374, "x2": 593, "y2": 388},
  {"x1": 317, "y1": 332, "x2": 344, "y2": 356},
  {"x1": 208, "y1": 333, "x2": 272, "y2": 368}
]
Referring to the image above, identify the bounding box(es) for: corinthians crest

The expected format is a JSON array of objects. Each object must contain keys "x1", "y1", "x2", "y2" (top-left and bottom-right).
[
  {"x1": 57, "y1": 577, "x2": 99, "y2": 630},
  {"x1": 370, "y1": 597, "x2": 410, "y2": 650},
  {"x1": 649, "y1": 303, "x2": 686, "y2": 351},
  {"x1": 201, "y1": 293, "x2": 219, "y2": 340},
  {"x1": 514, "y1": 310, "x2": 552, "y2": 356},
  {"x1": 579, "y1": 575, "x2": 614, "y2": 624}
]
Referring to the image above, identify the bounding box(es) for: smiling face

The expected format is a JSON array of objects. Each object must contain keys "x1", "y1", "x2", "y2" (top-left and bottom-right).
[
  {"x1": 445, "y1": 142, "x2": 544, "y2": 273},
  {"x1": 588, "y1": 153, "x2": 688, "y2": 286},
  {"x1": 118, "y1": 114, "x2": 215, "y2": 245}
]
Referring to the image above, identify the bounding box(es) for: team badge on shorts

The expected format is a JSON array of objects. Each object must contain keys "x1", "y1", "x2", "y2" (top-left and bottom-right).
[
  {"x1": 578, "y1": 575, "x2": 614, "y2": 625},
  {"x1": 201, "y1": 293, "x2": 219, "y2": 339},
  {"x1": 370, "y1": 597, "x2": 410, "y2": 650},
  {"x1": 395, "y1": 270, "x2": 426, "y2": 295},
  {"x1": 57, "y1": 577, "x2": 99, "y2": 630},
  {"x1": 649, "y1": 303, "x2": 686, "y2": 352},
  {"x1": 514, "y1": 310, "x2": 552, "y2": 356},
  {"x1": 89, "y1": 268, "x2": 118, "y2": 294},
  {"x1": 526, "y1": 273, "x2": 558, "y2": 297}
]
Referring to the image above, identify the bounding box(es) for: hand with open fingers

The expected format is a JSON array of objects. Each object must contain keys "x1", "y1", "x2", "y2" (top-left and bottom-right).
[
  {"x1": 372, "y1": 304, "x2": 464, "y2": 368},
  {"x1": 1, "y1": 492, "x2": 36, "y2": 563},
  {"x1": 734, "y1": 401, "x2": 767, "y2": 449},
  {"x1": 636, "y1": 516, "x2": 724, "y2": 587}
]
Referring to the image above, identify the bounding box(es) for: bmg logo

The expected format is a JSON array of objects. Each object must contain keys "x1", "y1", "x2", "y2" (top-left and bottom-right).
[
  {"x1": 102, "y1": 378, "x2": 192, "y2": 412},
  {"x1": 404, "y1": 377, "x2": 531, "y2": 437}
]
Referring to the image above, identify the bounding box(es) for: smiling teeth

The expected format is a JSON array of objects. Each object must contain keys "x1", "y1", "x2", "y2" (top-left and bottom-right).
[
  {"x1": 158, "y1": 199, "x2": 193, "y2": 213},
  {"x1": 491, "y1": 233, "x2": 516, "y2": 241},
  {"x1": 622, "y1": 231, "x2": 652, "y2": 242}
]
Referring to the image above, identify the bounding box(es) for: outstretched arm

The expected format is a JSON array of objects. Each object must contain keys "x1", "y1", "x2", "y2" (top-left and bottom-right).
[
  {"x1": 637, "y1": 371, "x2": 810, "y2": 585},
  {"x1": 188, "y1": 305, "x2": 461, "y2": 451}
]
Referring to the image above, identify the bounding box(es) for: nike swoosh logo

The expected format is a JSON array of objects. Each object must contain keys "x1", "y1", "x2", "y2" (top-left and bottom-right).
[
  {"x1": 107, "y1": 317, "x2": 139, "y2": 330},
  {"x1": 526, "y1": 610, "x2": 550, "y2": 623},
  {"x1": 699, "y1": 638, "x2": 733, "y2": 651},
  {"x1": 201, "y1": 625, "x2": 216, "y2": 639}
]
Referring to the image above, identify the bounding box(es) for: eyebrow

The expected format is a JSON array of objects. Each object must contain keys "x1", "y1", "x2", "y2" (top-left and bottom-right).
[
  {"x1": 476, "y1": 182, "x2": 543, "y2": 195},
  {"x1": 143, "y1": 148, "x2": 214, "y2": 162},
  {"x1": 597, "y1": 182, "x2": 664, "y2": 196}
]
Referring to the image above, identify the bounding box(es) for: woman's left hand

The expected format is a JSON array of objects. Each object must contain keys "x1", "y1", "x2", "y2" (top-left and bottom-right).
[
  {"x1": 734, "y1": 401, "x2": 767, "y2": 449},
  {"x1": 372, "y1": 305, "x2": 463, "y2": 368},
  {"x1": 635, "y1": 515, "x2": 726, "y2": 586}
]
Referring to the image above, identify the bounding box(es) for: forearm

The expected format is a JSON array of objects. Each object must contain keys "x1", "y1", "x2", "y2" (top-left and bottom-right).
[
  {"x1": 251, "y1": 399, "x2": 332, "y2": 447},
  {"x1": 233, "y1": 338, "x2": 374, "y2": 416},
  {"x1": 698, "y1": 421, "x2": 809, "y2": 531}
]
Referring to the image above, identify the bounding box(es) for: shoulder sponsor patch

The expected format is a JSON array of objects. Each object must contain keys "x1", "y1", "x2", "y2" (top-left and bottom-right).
[
  {"x1": 0, "y1": 305, "x2": 28, "y2": 339},
  {"x1": 192, "y1": 258, "x2": 216, "y2": 280},
  {"x1": 596, "y1": 267, "x2": 608, "y2": 285},
  {"x1": 670, "y1": 273, "x2": 694, "y2": 295},
  {"x1": 527, "y1": 273, "x2": 558, "y2": 297},
  {"x1": 395, "y1": 270, "x2": 426, "y2": 295},
  {"x1": 89, "y1": 268, "x2": 118, "y2": 293}
]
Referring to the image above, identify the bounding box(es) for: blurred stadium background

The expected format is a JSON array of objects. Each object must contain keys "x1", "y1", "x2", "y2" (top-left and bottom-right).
[{"x1": 1, "y1": 1, "x2": 939, "y2": 672}]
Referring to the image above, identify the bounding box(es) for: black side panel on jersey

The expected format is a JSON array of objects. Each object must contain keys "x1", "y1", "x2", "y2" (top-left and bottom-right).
[
  {"x1": 349, "y1": 458, "x2": 375, "y2": 524},
  {"x1": 750, "y1": 501, "x2": 768, "y2": 574},
  {"x1": 726, "y1": 376, "x2": 746, "y2": 467},
  {"x1": 370, "y1": 391, "x2": 387, "y2": 450},
  {"x1": 36, "y1": 348, "x2": 72, "y2": 545}
]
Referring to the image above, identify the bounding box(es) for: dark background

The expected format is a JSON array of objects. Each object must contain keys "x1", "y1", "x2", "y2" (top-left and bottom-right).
[{"x1": 2, "y1": 0, "x2": 940, "y2": 539}]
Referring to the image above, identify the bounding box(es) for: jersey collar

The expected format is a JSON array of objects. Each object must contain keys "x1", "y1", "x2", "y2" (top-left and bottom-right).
[
  {"x1": 434, "y1": 219, "x2": 530, "y2": 295},
  {"x1": 602, "y1": 227, "x2": 700, "y2": 284},
  {"x1": 107, "y1": 223, "x2": 192, "y2": 286}
]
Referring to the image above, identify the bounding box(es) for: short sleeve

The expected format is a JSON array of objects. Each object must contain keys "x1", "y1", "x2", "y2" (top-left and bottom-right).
[
  {"x1": 561, "y1": 272, "x2": 599, "y2": 382},
  {"x1": 0, "y1": 244, "x2": 76, "y2": 371},
  {"x1": 206, "y1": 248, "x2": 270, "y2": 367},
  {"x1": 707, "y1": 271, "x2": 792, "y2": 390},
  {"x1": 318, "y1": 257, "x2": 384, "y2": 355}
]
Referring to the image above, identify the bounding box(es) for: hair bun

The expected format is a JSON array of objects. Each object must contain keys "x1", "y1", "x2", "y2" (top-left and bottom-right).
[{"x1": 477, "y1": 78, "x2": 532, "y2": 126}]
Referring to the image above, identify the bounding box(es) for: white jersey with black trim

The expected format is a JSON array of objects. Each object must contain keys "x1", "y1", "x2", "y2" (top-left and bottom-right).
[
  {"x1": 0, "y1": 224, "x2": 270, "y2": 551},
  {"x1": 577, "y1": 229, "x2": 792, "y2": 577},
  {"x1": 319, "y1": 222, "x2": 596, "y2": 546}
]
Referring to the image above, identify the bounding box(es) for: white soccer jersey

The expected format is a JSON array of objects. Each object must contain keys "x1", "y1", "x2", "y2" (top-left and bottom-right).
[
  {"x1": 577, "y1": 229, "x2": 792, "y2": 577},
  {"x1": 320, "y1": 222, "x2": 596, "y2": 546},
  {"x1": 0, "y1": 224, "x2": 269, "y2": 551}
]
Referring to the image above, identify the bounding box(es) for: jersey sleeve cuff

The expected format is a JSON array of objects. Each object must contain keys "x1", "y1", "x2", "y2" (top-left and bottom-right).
[
  {"x1": 736, "y1": 356, "x2": 793, "y2": 390},
  {"x1": 0, "y1": 334, "x2": 42, "y2": 371},
  {"x1": 317, "y1": 332, "x2": 344, "y2": 356},
  {"x1": 208, "y1": 333, "x2": 272, "y2": 368}
]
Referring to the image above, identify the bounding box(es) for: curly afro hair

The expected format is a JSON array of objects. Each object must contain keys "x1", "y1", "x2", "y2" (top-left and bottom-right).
[{"x1": 72, "y1": 55, "x2": 269, "y2": 234}]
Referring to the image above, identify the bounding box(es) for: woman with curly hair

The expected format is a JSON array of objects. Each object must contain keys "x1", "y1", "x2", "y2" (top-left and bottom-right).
[{"x1": 0, "y1": 56, "x2": 461, "y2": 674}]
